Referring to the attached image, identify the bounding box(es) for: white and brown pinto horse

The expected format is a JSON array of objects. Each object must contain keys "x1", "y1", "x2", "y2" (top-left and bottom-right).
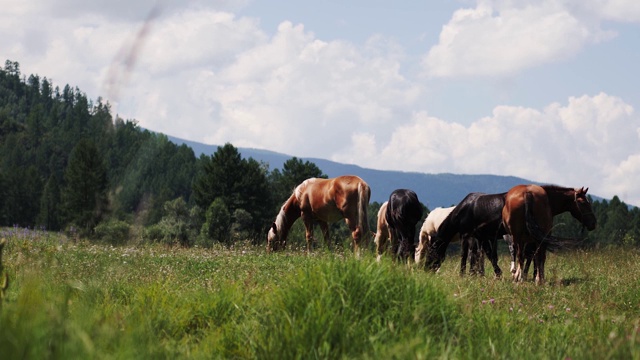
[
  {"x1": 374, "y1": 201, "x2": 392, "y2": 262},
  {"x1": 414, "y1": 206, "x2": 456, "y2": 266},
  {"x1": 267, "y1": 175, "x2": 371, "y2": 256}
]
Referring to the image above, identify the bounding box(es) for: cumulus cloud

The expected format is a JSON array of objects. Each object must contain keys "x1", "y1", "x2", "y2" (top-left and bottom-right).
[
  {"x1": 3, "y1": 0, "x2": 640, "y2": 207},
  {"x1": 422, "y1": 0, "x2": 623, "y2": 77},
  {"x1": 181, "y1": 21, "x2": 420, "y2": 155},
  {"x1": 334, "y1": 93, "x2": 640, "y2": 205},
  {"x1": 592, "y1": 0, "x2": 640, "y2": 22}
]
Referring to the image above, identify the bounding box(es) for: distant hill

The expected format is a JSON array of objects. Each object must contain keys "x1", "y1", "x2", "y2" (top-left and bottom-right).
[{"x1": 167, "y1": 136, "x2": 595, "y2": 209}]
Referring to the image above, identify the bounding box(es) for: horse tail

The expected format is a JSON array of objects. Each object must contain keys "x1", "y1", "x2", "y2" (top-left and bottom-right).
[
  {"x1": 524, "y1": 192, "x2": 576, "y2": 252},
  {"x1": 358, "y1": 181, "x2": 371, "y2": 242}
]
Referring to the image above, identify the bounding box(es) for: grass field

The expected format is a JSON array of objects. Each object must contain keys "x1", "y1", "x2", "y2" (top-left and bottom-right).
[{"x1": 0, "y1": 228, "x2": 639, "y2": 359}]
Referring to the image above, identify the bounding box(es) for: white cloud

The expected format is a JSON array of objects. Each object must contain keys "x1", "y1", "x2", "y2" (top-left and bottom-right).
[
  {"x1": 172, "y1": 20, "x2": 421, "y2": 157},
  {"x1": 604, "y1": 154, "x2": 640, "y2": 204},
  {"x1": 591, "y1": 0, "x2": 640, "y2": 22},
  {"x1": 335, "y1": 93, "x2": 640, "y2": 205},
  {"x1": 3, "y1": 0, "x2": 640, "y2": 207},
  {"x1": 421, "y1": 0, "x2": 621, "y2": 77}
]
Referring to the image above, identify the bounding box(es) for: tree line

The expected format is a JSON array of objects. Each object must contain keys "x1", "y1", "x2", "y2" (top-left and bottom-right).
[{"x1": 1, "y1": 60, "x2": 639, "y2": 248}]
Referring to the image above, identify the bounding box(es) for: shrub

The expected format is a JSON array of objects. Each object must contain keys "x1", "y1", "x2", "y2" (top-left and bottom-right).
[
  {"x1": 143, "y1": 224, "x2": 164, "y2": 243},
  {"x1": 94, "y1": 220, "x2": 131, "y2": 245},
  {"x1": 200, "y1": 198, "x2": 231, "y2": 245}
]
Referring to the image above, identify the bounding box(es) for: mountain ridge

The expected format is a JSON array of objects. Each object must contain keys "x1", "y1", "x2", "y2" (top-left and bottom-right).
[{"x1": 167, "y1": 136, "x2": 604, "y2": 208}]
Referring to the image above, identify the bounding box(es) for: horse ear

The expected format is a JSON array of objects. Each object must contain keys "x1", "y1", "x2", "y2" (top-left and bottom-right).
[
  {"x1": 584, "y1": 187, "x2": 589, "y2": 194},
  {"x1": 271, "y1": 222, "x2": 277, "y2": 232}
]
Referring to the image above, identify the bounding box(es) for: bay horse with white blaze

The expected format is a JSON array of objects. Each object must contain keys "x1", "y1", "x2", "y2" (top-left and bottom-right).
[
  {"x1": 502, "y1": 185, "x2": 596, "y2": 284},
  {"x1": 267, "y1": 175, "x2": 371, "y2": 256},
  {"x1": 378, "y1": 189, "x2": 423, "y2": 262}
]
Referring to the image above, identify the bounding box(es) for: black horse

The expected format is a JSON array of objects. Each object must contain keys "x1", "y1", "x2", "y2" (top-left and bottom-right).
[
  {"x1": 426, "y1": 192, "x2": 507, "y2": 277},
  {"x1": 386, "y1": 189, "x2": 423, "y2": 262}
]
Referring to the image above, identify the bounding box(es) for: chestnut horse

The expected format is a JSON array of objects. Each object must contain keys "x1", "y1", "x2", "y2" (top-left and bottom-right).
[
  {"x1": 502, "y1": 185, "x2": 596, "y2": 284},
  {"x1": 267, "y1": 175, "x2": 371, "y2": 256}
]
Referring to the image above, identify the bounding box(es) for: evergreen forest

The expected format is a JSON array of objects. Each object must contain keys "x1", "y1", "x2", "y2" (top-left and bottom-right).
[{"x1": 1, "y1": 60, "x2": 639, "y2": 248}]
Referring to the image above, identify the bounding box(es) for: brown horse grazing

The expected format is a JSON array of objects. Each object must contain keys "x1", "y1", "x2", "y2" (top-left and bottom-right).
[
  {"x1": 502, "y1": 185, "x2": 596, "y2": 284},
  {"x1": 267, "y1": 175, "x2": 371, "y2": 256},
  {"x1": 512, "y1": 185, "x2": 597, "y2": 277}
]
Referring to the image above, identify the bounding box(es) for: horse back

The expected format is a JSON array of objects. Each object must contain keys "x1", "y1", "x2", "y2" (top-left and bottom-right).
[
  {"x1": 377, "y1": 201, "x2": 389, "y2": 234},
  {"x1": 422, "y1": 206, "x2": 455, "y2": 235},
  {"x1": 386, "y1": 189, "x2": 423, "y2": 228},
  {"x1": 300, "y1": 175, "x2": 368, "y2": 222},
  {"x1": 503, "y1": 184, "x2": 551, "y2": 238}
]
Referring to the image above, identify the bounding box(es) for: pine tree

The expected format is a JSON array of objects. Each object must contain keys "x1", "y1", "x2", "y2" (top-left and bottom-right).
[
  {"x1": 62, "y1": 139, "x2": 108, "y2": 235},
  {"x1": 37, "y1": 175, "x2": 62, "y2": 231},
  {"x1": 192, "y1": 143, "x2": 272, "y2": 242},
  {"x1": 269, "y1": 157, "x2": 327, "y2": 208}
]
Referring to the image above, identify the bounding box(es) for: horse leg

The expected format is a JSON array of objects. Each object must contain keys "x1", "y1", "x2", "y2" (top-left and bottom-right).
[
  {"x1": 319, "y1": 221, "x2": 331, "y2": 251},
  {"x1": 477, "y1": 239, "x2": 487, "y2": 277},
  {"x1": 302, "y1": 216, "x2": 315, "y2": 253},
  {"x1": 469, "y1": 237, "x2": 485, "y2": 276},
  {"x1": 375, "y1": 226, "x2": 389, "y2": 262},
  {"x1": 523, "y1": 253, "x2": 532, "y2": 276},
  {"x1": 504, "y1": 235, "x2": 516, "y2": 274},
  {"x1": 345, "y1": 218, "x2": 362, "y2": 258},
  {"x1": 514, "y1": 241, "x2": 527, "y2": 282},
  {"x1": 460, "y1": 236, "x2": 469, "y2": 276},
  {"x1": 469, "y1": 237, "x2": 479, "y2": 276},
  {"x1": 522, "y1": 243, "x2": 535, "y2": 277},
  {"x1": 534, "y1": 244, "x2": 546, "y2": 285},
  {"x1": 483, "y1": 238, "x2": 500, "y2": 278},
  {"x1": 414, "y1": 231, "x2": 428, "y2": 265},
  {"x1": 390, "y1": 229, "x2": 400, "y2": 262}
]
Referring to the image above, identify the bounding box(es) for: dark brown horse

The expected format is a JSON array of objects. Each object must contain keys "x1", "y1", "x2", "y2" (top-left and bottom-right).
[
  {"x1": 502, "y1": 185, "x2": 596, "y2": 284},
  {"x1": 425, "y1": 192, "x2": 508, "y2": 277},
  {"x1": 267, "y1": 175, "x2": 371, "y2": 256},
  {"x1": 380, "y1": 189, "x2": 423, "y2": 262}
]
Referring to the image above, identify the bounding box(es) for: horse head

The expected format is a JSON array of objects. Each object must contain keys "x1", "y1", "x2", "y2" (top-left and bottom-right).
[
  {"x1": 267, "y1": 222, "x2": 285, "y2": 252},
  {"x1": 571, "y1": 187, "x2": 596, "y2": 231},
  {"x1": 424, "y1": 234, "x2": 449, "y2": 271}
]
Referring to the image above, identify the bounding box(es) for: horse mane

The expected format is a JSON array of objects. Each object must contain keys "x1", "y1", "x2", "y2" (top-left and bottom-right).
[
  {"x1": 438, "y1": 192, "x2": 481, "y2": 232},
  {"x1": 273, "y1": 180, "x2": 312, "y2": 240},
  {"x1": 541, "y1": 184, "x2": 577, "y2": 195}
]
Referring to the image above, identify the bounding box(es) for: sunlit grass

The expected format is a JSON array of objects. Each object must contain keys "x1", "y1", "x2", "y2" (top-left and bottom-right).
[{"x1": 0, "y1": 228, "x2": 638, "y2": 359}]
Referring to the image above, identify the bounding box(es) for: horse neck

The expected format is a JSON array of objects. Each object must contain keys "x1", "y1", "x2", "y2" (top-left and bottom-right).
[
  {"x1": 436, "y1": 211, "x2": 459, "y2": 243},
  {"x1": 543, "y1": 186, "x2": 575, "y2": 216},
  {"x1": 276, "y1": 194, "x2": 302, "y2": 240}
]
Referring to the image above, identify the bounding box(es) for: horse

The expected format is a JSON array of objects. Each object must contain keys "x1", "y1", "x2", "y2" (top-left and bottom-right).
[
  {"x1": 267, "y1": 175, "x2": 371, "y2": 256},
  {"x1": 425, "y1": 192, "x2": 508, "y2": 278},
  {"x1": 502, "y1": 185, "x2": 596, "y2": 284},
  {"x1": 415, "y1": 206, "x2": 456, "y2": 265},
  {"x1": 375, "y1": 189, "x2": 423, "y2": 262},
  {"x1": 373, "y1": 201, "x2": 392, "y2": 262}
]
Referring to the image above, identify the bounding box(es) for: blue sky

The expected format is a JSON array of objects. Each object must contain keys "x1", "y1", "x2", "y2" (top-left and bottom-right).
[{"x1": 2, "y1": 0, "x2": 640, "y2": 205}]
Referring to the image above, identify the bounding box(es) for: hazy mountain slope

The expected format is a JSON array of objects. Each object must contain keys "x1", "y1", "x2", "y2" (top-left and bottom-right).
[{"x1": 167, "y1": 136, "x2": 546, "y2": 208}]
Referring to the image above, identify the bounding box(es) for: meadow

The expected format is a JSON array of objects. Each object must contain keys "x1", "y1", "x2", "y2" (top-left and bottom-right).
[{"x1": 0, "y1": 227, "x2": 638, "y2": 359}]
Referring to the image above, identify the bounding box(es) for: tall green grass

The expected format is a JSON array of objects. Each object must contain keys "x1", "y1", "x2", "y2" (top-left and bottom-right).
[{"x1": 0, "y1": 230, "x2": 638, "y2": 359}]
